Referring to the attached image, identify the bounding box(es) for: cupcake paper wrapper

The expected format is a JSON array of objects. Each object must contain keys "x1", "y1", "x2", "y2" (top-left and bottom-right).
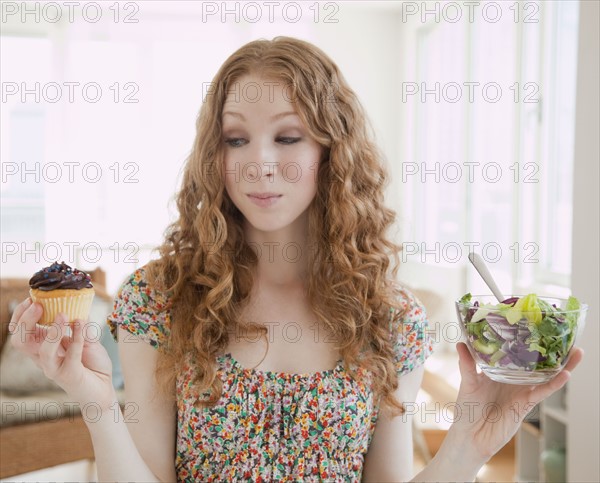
[{"x1": 30, "y1": 291, "x2": 95, "y2": 325}]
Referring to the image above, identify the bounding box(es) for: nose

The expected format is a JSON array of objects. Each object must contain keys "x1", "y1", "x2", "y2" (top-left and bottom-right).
[
  {"x1": 245, "y1": 161, "x2": 278, "y2": 181},
  {"x1": 246, "y1": 142, "x2": 278, "y2": 181},
  {"x1": 263, "y1": 161, "x2": 278, "y2": 179}
]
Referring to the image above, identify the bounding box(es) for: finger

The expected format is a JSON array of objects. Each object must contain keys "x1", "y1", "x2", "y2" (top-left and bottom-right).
[
  {"x1": 64, "y1": 318, "x2": 85, "y2": 367},
  {"x1": 530, "y1": 348, "x2": 584, "y2": 402},
  {"x1": 17, "y1": 303, "x2": 44, "y2": 341},
  {"x1": 8, "y1": 298, "x2": 32, "y2": 333},
  {"x1": 456, "y1": 341, "x2": 477, "y2": 373},
  {"x1": 528, "y1": 350, "x2": 582, "y2": 402},
  {"x1": 38, "y1": 313, "x2": 68, "y2": 378},
  {"x1": 79, "y1": 319, "x2": 100, "y2": 347},
  {"x1": 10, "y1": 302, "x2": 43, "y2": 348},
  {"x1": 564, "y1": 347, "x2": 584, "y2": 372},
  {"x1": 530, "y1": 369, "x2": 571, "y2": 403}
]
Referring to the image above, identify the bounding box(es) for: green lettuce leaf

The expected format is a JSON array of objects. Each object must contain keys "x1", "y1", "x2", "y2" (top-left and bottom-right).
[
  {"x1": 506, "y1": 293, "x2": 542, "y2": 325},
  {"x1": 566, "y1": 296, "x2": 580, "y2": 312}
]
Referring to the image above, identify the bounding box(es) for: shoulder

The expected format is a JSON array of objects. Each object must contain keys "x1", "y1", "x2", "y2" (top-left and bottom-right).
[
  {"x1": 106, "y1": 266, "x2": 171, "y2": 350},
  {"x1": 389, "y1": 285, "x2": 427, "y2": 322},
  {"x1": 388, "y1": 284, "x2": 434, "y2": 376}
]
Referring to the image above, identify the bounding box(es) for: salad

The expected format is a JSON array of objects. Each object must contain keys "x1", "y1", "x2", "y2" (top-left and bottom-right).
[{"x1": 457, "y1": 293, "x2": 581, "y2": 371}]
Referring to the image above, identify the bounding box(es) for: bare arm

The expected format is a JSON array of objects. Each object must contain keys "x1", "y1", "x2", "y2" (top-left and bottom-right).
[
  {"x1": 362, "y1": 342, "x2": 584, "y2": 482},
  {"x1": 362, "y1": 365, "x2": 485, "y2": 482},
  {"x1": 362, "y1": 365, "x2": 422, "y2": 482},
  {"x1": 86, "y1": 327, "x2": 177, "y2": 482}
]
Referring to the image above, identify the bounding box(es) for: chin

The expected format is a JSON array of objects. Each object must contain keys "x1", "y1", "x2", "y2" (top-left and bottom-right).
[{"x1": 244, "y1": 216, "x2": 289, "y2": 232}]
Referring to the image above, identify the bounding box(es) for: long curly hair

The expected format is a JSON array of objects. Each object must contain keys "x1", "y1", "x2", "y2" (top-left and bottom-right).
[{"x1": 146, "y1": 36, "x2": 410, "y2": 418}]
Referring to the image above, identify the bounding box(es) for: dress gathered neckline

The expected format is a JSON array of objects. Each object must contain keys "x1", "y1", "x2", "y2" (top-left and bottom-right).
[{"x1": 220, "y1": 352, "x2": 344, "y2": 379}]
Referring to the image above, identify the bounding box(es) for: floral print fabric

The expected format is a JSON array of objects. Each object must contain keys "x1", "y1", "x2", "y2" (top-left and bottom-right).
[{"x1": 107, "y1": 268, "x2": 434, "y2": 482}]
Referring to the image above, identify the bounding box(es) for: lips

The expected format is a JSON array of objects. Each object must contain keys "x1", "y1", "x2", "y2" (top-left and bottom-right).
[
  {"x1": 247, "y1": 193, "x2": 282, "y2": 199},
  {"x1": 246, "y1": 193, "x2": 282, "y2": 208}
]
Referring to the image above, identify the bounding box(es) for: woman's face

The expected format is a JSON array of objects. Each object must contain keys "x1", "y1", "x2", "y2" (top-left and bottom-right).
[{"x1": 222, "y1": 74, "x2": 322, "y2": 234}]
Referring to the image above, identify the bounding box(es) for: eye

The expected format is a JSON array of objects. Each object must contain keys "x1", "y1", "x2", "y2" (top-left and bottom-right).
[
  {"x1": 276, "y1": 137, "x2": 301, "y2": 145},
  {"x1": 224, "y1": 138, "x2": 247, "y2": 148}
]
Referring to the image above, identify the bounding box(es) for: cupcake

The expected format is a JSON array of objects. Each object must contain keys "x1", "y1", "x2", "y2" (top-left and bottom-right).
[{"x1": 29, "y1": 261, "x2": 95, "y2": 325}]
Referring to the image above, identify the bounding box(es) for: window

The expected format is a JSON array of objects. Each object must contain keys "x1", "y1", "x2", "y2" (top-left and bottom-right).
[
  {"x1": 1, "y1": 37, "x2": 51, "y2": 275},
  {"x1": 536, "y1": 0, "x2": 579, "y2": 286},
  {"x1": 399, "y1": 1, "x2": 579, "y2": 302},
  {"x1": 0, "y1": 8, "x2": 321, "y2": 295}
]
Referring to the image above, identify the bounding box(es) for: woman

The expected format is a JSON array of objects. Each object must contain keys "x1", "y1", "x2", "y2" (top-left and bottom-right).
[{"x1": 9, "y1": 37, "x2": 583, "y2": 482}]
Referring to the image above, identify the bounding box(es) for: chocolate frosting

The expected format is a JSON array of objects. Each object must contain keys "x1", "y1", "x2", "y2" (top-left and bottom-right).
[{"x1": 29, "y1": 261, "x2": 93, "y2": 291}]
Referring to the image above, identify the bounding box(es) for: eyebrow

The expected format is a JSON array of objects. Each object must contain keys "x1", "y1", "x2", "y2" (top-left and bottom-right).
[{"x1": 222, "y1": 111, "x2": 299, "y2": 121}]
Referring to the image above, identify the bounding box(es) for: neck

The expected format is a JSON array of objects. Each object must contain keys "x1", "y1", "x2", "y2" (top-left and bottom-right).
[{"x1": 243, "y1": 214, "x2": 311, "y2": 289}]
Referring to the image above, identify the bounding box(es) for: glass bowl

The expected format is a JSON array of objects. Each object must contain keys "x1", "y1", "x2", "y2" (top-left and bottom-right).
[{"x1": 455, "y1": 295, "x2": 587, "y2": 385}]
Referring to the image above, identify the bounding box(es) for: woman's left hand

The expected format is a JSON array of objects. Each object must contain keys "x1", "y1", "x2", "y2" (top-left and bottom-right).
[{"x1": 449, "y1": 342, "x2": 584, "y2": 463}]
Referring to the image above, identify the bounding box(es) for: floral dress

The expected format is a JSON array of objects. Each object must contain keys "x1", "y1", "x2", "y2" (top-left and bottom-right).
[{"x1": 107, "y1": 268, "x2": 434, "y2": 482}]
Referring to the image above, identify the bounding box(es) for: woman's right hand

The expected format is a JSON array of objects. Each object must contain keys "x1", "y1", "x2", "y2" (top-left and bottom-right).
[{"x1": 8, "y1": 297, "x2": 117, "y2": 411}]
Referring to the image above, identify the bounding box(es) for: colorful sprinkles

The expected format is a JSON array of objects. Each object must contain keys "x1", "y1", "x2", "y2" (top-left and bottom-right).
[{"x1": 29, "y1": 261, "x2": 93, "y2": 290}]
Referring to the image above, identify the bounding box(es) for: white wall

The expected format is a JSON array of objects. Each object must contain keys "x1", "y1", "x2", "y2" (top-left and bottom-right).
[
  {"x1": 567, "y1": 1, "x2": 600, "y2": 480},
  {"x1": 313, "y1": 4, "x2": 402, "y2": 187}
]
